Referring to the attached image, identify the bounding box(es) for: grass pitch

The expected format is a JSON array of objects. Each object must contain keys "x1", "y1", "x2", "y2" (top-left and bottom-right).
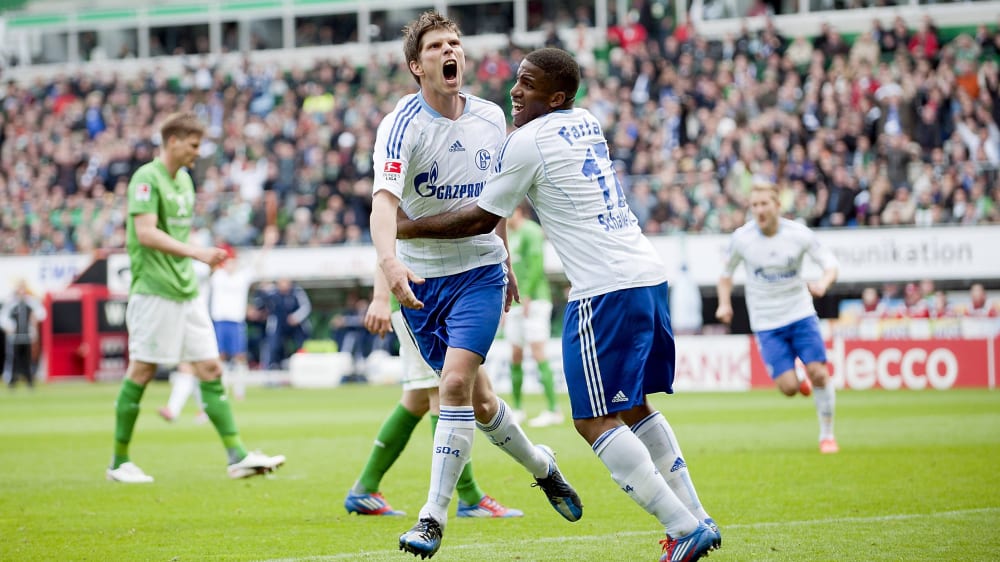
[{"x1": 1, "y1": 382, "x2": 997, "y2": 561}]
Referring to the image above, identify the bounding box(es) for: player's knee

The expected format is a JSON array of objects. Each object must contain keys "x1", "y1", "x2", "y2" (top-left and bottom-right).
[
  {"x1": 807, "y1": 365, "x2": 829, "y2": 387},
  {"x1": 471, "y1": 394, "x2": 497, "y2": 423},
  {"x1": 438, "y1": 372, "x2": 470, "y2": 401}
]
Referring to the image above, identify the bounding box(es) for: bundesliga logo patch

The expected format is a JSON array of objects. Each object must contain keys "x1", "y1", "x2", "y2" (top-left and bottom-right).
[
  {"x1": 135, "y1": 183, "x2": 151, "y2": 201},
  {"x1": 382, "y1": 160, "x2": 402, "y2": 182}
]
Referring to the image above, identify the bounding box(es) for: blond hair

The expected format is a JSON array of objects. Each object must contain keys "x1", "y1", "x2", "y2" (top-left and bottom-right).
[
  {"x1": 159, "y1": 112, "x2": 205, "y2": 144},
  {"x1": 750, "y1": 179, "x2": 780, "y2": 203}
]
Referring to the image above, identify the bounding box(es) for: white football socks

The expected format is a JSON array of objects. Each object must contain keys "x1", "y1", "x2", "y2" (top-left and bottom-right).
[
  {"x1": 813, "y1": 383, "x2": 836, "y2": 441},
  {"x1": 420, "y1": 405, "x2": 475, "y2": 526},
  {"x1": 632, "y1": 411, "x2": 711, "y2": 522},
  {"x1": 166, "y1": 371, "x2": 198, "y2": 418},
  {"x1": 477, "y1": 398, "x2": 549, "y2": 478},
  {"x1": 594, "y1": 425, "x2": 698, "y2": 538}
]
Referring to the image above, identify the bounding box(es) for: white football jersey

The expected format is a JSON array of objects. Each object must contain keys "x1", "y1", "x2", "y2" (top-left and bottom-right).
[
  {"x1": 210, "y1": 267, "x2": 253, "y2": 322},
  {"x1": 721, "y1": 218, "x2": 838, "y2": 332},
  {"x1": 478, "y1": 108, "x2": 667, "y2": 300},
  {"x1": 373, "y1": 92, "x2": 508, "y2": 278}
]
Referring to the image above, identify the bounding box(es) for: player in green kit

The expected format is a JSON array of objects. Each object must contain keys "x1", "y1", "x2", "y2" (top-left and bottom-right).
[
  {"x1": 345, "y1": 270, "x2": 522, "y2": 517},
  {"x1": 107, "y1": 111, "x2": 285, "y2": 483},
  {"x1": 506, "y1": 203, "x2": 563, "y2": 427}
]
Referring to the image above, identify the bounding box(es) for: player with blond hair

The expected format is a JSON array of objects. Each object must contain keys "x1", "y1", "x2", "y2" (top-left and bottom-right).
[{"x1": 716, "y1": 180, "x2": 840, "y2": 454}]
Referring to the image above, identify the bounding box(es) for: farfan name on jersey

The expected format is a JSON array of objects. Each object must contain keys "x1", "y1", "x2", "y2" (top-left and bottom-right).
[{"x1": 557, "y1": 118, "x2": 603, "y2": 145}]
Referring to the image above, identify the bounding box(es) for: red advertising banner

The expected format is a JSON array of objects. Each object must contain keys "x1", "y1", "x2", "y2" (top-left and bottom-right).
[{"x1": 747, "y1": 337, "x2": 997, "y2": 390}]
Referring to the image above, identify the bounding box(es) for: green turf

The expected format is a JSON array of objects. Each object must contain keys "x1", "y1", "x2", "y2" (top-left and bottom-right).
[{"x1": 1, "y1": 382, "x2": 997, "y2": 561}]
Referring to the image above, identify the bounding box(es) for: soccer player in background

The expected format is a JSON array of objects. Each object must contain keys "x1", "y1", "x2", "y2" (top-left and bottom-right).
[
  {"x1": 505, "y1": 202, "x2": 563, "y2": 428},
  {"x1": 397, "y1": 47, "x2": 719, "y2": 562},
  {"x1": 370, "y1": 13, "x2": 582, "y2": 559},
  {"x1": 209, "y1": 226, "x2": 278, "y2": 399},
  {"x1": 107, "y1": 111, "x2": 284, "y2": 483},
  {"x1": 344, "y1": 270, "x2": 522, "y2": 518},
  {"x1": 715, "y1": 180, "x2": 840, "y2": 455}
]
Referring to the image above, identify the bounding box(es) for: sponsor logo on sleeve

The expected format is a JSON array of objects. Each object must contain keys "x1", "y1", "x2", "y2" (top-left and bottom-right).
[{"x1": 382, "y1": 160, "x2": 402, "y2": 181}]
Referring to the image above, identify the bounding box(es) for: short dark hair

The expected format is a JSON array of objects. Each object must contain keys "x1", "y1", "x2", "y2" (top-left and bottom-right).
[
  {"x1": 524, "y1": 47, "x2": 581, "y2": 105},
  {"x1": 402, "y1": 11, "x2": 461, "y2": 86}
]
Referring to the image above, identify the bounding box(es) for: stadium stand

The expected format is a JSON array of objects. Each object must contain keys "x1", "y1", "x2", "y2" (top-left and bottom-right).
[{"x1": 1, "y1": 2, "x2": 998, "y2": 259}]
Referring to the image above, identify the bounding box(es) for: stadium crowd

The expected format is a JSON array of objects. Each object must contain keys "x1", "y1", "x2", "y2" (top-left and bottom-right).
[{"x1": 1, "y1": 10, "x2": 999, "y2": 258}]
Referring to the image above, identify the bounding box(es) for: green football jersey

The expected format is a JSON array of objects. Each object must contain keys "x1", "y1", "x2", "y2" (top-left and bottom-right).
[
  {"x1": 126, "y1": 158, "x2": 198, "y2": 301},
  {"x1": 509, "y1": 219, "x2": 551, "y2": 302}
]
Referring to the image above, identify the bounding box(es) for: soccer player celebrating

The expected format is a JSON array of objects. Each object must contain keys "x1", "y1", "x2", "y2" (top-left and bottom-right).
[
  {"x1": 108, "y1": 111, "x2": 284, "y2": 483},
  {"x1": 715, "y1": 180, "x2": 840, "y2": 455},
  {"x1": 397, "y1": 47, "x2": 719, "y2": 562},
  {"x1": 344, "y1": 269, "x2": 522, "y2": 519},
  {"x1": 371, "y1": 14, "x2": 582, "y2": 559}
]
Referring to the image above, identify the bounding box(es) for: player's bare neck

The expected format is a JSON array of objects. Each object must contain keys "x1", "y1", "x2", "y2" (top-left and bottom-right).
[
  {"x1": 423, "y1": 89, "x2": 465, "y2": 120},
  {"x1": 159, "y1": 156, "x2": 182, "y2": 178}
]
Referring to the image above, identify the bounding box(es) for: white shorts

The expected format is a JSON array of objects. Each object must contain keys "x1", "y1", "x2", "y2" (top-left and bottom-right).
[
  {"x1": 391, "y1": 310, "x2": 439, "y2": 391},
  {"x1": 504, "y1": 300, "x2": 553, "y2": 346},
  {"x1": 127, "y1": 294, "x2": 219, "y2": 365}
]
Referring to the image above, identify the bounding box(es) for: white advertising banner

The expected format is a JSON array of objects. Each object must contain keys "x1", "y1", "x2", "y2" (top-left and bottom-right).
[
  {"x1": 0, "y1": 254, "x2": 93, "y2": 301},
  {"x1": 4, "y1": 225, "x2": 999, "y2": 298},
  {"x1": 635, "y1": 225, "x2": 1000, "y2": 287},
  {"x1": 672, "y1": 335, "x2": 753, "y2": 392}
]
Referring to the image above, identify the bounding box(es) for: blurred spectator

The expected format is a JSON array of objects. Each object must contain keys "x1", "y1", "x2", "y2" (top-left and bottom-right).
[
  {"x1": 895, "y1": 282, "x2": 930, "y2": 318},
  {"x1": 0, "y1": 10, "x2": 999, "y2": 261},
  {"x1": 930, "y1": 290, "x2": 956, "y2": 319},
  {"x1": 964, "y1": 283, "x2": 999, "y2": 317},
  {"x1": 858, "y1": 286, "x2": 889, "y2": 319},
  {"x1": 329, "y1": 295, "x2": 373, "y2": 375},
  {"x1": 1, "y1": 279, "x2": 47, "y2": 389},
  {"x1": 258, "y1": 278, "x2": 312, "y2": 369}
]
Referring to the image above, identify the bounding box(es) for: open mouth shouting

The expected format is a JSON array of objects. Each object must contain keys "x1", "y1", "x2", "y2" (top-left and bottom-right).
[{"x1": 443, "y1": 59, "x2": 459, "y2": 86}]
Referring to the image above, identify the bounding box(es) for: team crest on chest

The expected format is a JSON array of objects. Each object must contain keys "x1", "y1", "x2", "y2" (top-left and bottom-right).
[{"x1": 475, "y1": 149, "x2": 491, "y2": 171}]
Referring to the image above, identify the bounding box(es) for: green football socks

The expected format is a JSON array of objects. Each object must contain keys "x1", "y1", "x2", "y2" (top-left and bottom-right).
[
  {"x1": 355, "y1": 403, "x2": 422, "y2": 493},
  {"x1": 510, "y1": 363, "x2": 524, "y2": 409},
  {"x1": 112, "y1": 378, "x2": 146, "y2": 469},
  {"x1": 538, "y1": 360, "x2": 558, "y2": 412},
  {"x1": 199, "y1": 379, "x2": 247, "y2": 464},
  {"x1": 431, "y1": 414, "x2": 485, "y2": 505}
]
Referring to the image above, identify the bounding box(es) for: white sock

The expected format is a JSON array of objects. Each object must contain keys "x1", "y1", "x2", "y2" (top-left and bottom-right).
[
  {"x1": 813, "y1": 383, "x2": 836, "y2": 441},
  {"x1": 632, "y1": 411, "x2": 710, "y2": 521},
  {"x1": 166, "y1": 371, "x2": 197, "y2": 417},
  {"x1": 594, "y1": 426, "x2": 698, "y2": 538},
  {"x1": 231, "y1": 361, "x2": 247, "y2": 400},
  {"x1": 419, "y1": 405, "x2": 475, "y2": 526},
  {"x1": 477, "y1": 398, "x2": 549, "y2": 478}
]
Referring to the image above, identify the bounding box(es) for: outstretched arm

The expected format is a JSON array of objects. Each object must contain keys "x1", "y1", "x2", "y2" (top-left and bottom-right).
[{"x1": 396, "y1": 205, "x2": 502, "y2": 240}]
